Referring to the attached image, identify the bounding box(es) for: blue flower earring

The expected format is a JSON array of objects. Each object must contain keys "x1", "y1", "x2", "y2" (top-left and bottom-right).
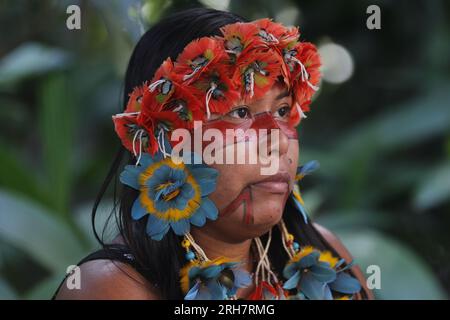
[
  {"x1": 119, "y1": 139, "x2": 253, "y2": 300},
  {"x1": 280, "y1": 160, "x2": 362, "y2": 299},
  {"x1": 291, "y1": 160, "x2": 320, "y2": 223},
  {"x1": 120, "y1": 150, "x2": 219, "y2": 240}
]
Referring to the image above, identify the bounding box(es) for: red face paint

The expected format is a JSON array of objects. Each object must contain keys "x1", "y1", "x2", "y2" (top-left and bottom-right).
[
  {"x1": 219, "y1": 186, "x2": 254, "y2": 224},
  {"x1": 202, "y1": 111, "x2": 298, "y2": 140},
  {"x1": 182, "y1": 111, "x2": 298, "y2": 152},
  {"x1": 187, "y1": 112, "x2": 297, "y2": 224},
  {"x1": 219, "y1": 181, "x2": 292, "y2": 225},
  {"x1": 168, "y1": 111, "x2": 299, "y2": 153}
]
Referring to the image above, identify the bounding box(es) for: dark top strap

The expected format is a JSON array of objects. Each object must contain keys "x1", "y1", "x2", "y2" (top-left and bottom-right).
[{"x1": 51, "y1": 245, "x2": 140, "y2": 299}]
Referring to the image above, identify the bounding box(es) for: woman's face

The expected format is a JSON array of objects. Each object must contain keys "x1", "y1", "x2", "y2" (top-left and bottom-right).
[{"x1": 193, "y1": 82, "x2": 299, "y2": 243}]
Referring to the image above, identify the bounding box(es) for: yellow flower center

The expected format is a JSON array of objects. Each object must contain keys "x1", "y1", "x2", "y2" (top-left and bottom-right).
[
  {"x1": 163, "y1": 188, "x2": 180, "y2": 201},
  {"x1": 138, "y1": 157, "x2": 201, "y2": 222}
]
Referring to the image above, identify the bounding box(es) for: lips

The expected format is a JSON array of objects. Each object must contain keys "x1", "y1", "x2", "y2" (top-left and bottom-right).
[{"x1": 251, "y1": 172, "x2": 290, "y2": 194}]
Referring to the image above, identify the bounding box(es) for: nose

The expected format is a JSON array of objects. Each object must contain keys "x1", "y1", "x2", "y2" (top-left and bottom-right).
[
  {"x1": 252, "y1": 112, "x2": 289, "y2": 158},
  {"x1": 271, "y1": 125, "x2": 289, "y2": 157},
  {"x1": 265, "y1": 126, "x2": 289, "y2": 160}
]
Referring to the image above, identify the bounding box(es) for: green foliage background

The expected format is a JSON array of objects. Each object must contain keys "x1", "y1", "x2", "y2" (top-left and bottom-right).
[{"x1": 0, "y1": 0, "x2": 449, "y2": 299}]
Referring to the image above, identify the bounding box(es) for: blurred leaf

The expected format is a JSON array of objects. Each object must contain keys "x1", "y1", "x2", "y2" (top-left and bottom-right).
[
  {"x1": 338, "y1": 85, "x2": 450, "y2": 154},
  {"x1": 0, "y1": 190, "x2": 86, "y2": 273},
  {"x1": 0, "y1": 96, "x2": 29, "y2": 132},
  {"x1": 199, "y1": 0, "x2": 229, "y2": 11},
  {"x1": 74, "y1": 199, "x2": 117, "y2": 249},
  {"x1": 24, "y1": 274, "x2": 63, "y2": 300},
  {"x1": 0, "y1": 278, "x2": 17, "y2": 300},
  {"x1": 374, "y1": 162, "x2": 429, "y2": 196},
  {"x1": 93, "y1": 0, "x2": 144, "y2": 42},
  {"x1": 0, "y1": 42, "x2": 71, "y2": 87},
  {"x1": 299, "y1": 148, "x2": 342, "y2": 178},
  {"x1": 90, "y1": 1, "x2": 134, "y2": 74},
  {"x1": 0, "y1": 141, "x2": 50, "y2": 206},
  {"x1": 334, "y1": 229, "x2": 447, "y2": 299},
  {"x1": 316, "y1": 210, "x2": 392, "y2": 231},
  {"x1": 414, "y1": 163, "x2": 450, "y2": 210},
  {"x1": 140, "y1": 0, "x2": 173, "y2": 25},
  {"x1": 309, "y1": 85, "x2": 450, "y2": 210},
  {"x1": 39, "y1": 74, "x2": 74, "y2": 217}
]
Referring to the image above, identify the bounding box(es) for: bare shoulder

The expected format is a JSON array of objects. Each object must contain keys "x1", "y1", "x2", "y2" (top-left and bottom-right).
[
  {"x1": 313, "y1": 223, "x2": 374, "y2": 299},
  {"x1": 54, "y1": 259, "x2": 162, "y2": 300}
]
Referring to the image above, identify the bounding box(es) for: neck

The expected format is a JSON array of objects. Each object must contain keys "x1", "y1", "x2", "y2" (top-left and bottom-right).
[{"x1": 189, "y1": 228, "x2": 255, "y2": 275}]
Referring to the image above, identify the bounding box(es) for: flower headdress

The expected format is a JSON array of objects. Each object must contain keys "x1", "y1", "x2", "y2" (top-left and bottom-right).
[
  {"x1": 110, "y1": 18, "x2": 361, "y2": 300},
  {"x1": 113, "y1": 18, "x2": 321, "y2": 160}
]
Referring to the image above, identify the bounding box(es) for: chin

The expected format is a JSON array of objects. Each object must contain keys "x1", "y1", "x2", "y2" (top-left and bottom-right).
[
  {"x1": 211, "y1": 199, "x2": 286, "y2": 242},
  {"x1": 248, "y1": 197, "x2": 285, "y2": 235},
  {"x1": 206, "y1": 188, "x2": 289, "y2": 242},
  {"x1": 251, "y1": 192, "x2": 287, "y2": 224}
]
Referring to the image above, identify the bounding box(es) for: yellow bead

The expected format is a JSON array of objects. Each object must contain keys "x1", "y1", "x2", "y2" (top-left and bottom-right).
[
  {"x1": 287, "y1": 234, "x2": 294, "y2": 241},
  {"x1": 181, "y1": 239, "x2": 191, "y2": 248}
]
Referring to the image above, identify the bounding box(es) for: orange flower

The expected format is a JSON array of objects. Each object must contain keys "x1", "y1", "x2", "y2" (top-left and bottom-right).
[
  {"x1": 232, "y1": 47, "x2": 284, "y2": 101},
  {"x1": 124, "y1": 82, "x2": 147, "y2": 113},
  {"x1": 290, "y1": 42, "x2": 321, "y2": 108},
  {"x1": 253, "y1": 18, "x2": 289, "y2": 45},
  {"x1": 142, "y1": 58, "x2": 177, "y2": 111},
  {"x1": 220, "y1": 21, "x2": 261, "y2": 58},
  {"x1": 113, "y1": 19, "x2": 323, "y2": 157},
  {"x1": 112, "y1": 112, "x2": 158, "y2": 156},
  {"x1": 278, "y1": 25, "x2": 301, "y2": 49},
  {"x1": 189, "y1": 63, "x2": 240, "y2": 116},
  {"x1": 141, "y1": 57, "x2": 205, "y2": 131},
  {"x1": 174, "y1": 37, "x2": 226, "y2": 85}
]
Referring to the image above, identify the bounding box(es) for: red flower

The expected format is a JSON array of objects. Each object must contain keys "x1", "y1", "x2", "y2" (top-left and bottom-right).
[
  {"x1": 114, "y1": 77, "x2": 160, "y2": 157},
  {"x1": 248, "y1": 281, "x2": 288, "y2": 300},
  {"x1": 219, "y1": 22, "x2": 261, "y2": 58},
  {"x1": 276, "y1": 28, "x2": 301, "y2": 88},
  {"x1": 114, "y1": 19, "x2": 323, "y2": 157},
  {"x1": 141, "y1": 58, "x2": 178, "y2": 112},
  {"x1": 113, "y1": 92, "x2": 201, "y2": 158},
  {"x1": 290, "y1": 42, "x2": 321, "y2": 108},
  {"x1": 253, "y1": 18, "x2": 288, "y2": 46},
  {"x1": 112, "y1": 112, "x2": 158, "y2": 156},
  {"x1": 154, "y1": 57, "x2": 178, "y2": 81},
  {"x1": 288, "y1": 99, "x2": 312, "y2": 127},
  {"x1": 232, "y1": 47, "x2": 284, "y2": 101},
  {"x1": 124, "y1": 82, "x2": 147, "y2": 113},
  {"x1": 174, "y1": 37, "x2": 226, "y2": 85},
  {"x1": 146, "y1": 82, "x2": 205, "y2": 130},
  {"x1": 115, "y1": 56, "x2": 206, "y2": 156},
  {"x1": 141, "y1": 57, "x2": 205, "y2": 130},
  {"x1": 278, "y1": 25, "x2": 301, "y2": 49},
  {"x1": 188, "y1": 63, "x2": 240, "y2": 117}
]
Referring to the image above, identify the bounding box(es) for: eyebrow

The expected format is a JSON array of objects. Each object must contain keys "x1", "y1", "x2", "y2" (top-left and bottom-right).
[{"x1": 275, "y1": 89, "x2": 290, "y2": 100}]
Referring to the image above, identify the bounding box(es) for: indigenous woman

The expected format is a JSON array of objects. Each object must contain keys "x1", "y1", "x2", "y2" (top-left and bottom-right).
[{"x1": 54, "y1": 7, "x2": 373, "y2": 300}]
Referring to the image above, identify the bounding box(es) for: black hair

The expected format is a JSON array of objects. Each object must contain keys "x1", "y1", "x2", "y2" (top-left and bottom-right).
[{"x1": 92, "y1": 7, "x2": 369, "y2": 299}]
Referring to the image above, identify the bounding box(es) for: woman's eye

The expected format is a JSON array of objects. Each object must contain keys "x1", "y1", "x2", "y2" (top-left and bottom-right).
[
  {"x1": 228, "y1": 107, "x2": 251, "y2": 119},
  {"x1": 274, "y1": 105, "x2": 291, "y2": 119}
]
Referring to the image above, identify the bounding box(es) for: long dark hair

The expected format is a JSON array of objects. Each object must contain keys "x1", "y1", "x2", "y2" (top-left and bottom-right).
[{"x1": 93, "y1": 7, "x2": 368, "y2": 299}]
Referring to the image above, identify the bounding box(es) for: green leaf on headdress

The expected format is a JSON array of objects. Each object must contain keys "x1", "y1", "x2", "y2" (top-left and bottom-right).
[
  {"x1": 254, "y1": 74, "x2": 269, "y2": 87},
  {"x1": 204, "y1": 48, "x2": 214, "y2": 61}
]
